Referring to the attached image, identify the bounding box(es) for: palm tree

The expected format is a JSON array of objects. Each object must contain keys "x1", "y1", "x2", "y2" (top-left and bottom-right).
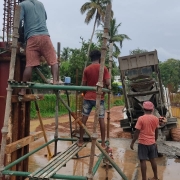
[
  {"x1": 96, "y1": 18, "x2": 131, "y2": 58},
  {"x1": 80, "y1": 0, "x2": 112, "y2": 67}
]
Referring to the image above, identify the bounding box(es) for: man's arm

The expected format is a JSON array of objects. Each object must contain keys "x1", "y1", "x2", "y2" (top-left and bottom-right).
[
  {"x1": 82, "y1": 81, "x2": 87, "y2": 95},
  {"x1": 105, "y1": 79, "x2": 110, "y2": 89},
  {"x1": 130, "y1": 129, "x2": 140, "y2": 150},
  {"x1": 155, "y1": 128, "x2": 158, "y2": 141}
]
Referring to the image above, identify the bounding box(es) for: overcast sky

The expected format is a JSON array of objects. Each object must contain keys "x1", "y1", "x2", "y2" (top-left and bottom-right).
[{"x1": 0, "y1": 0, "x2": 180, "y2": 62}]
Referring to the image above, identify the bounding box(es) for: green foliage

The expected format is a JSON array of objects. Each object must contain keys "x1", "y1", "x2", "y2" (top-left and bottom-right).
[
  {"x1": 111, "y1": 82, "x2": 123, "y2": 95},
  {"x1": 60, "y1": 39, "x2": 100, "y2": 85},
  {"x1": 159, "y1": 58, "x2": 180, "y2": 92},
  {"x1": 113, "y1": 98, "x2": 124, "y2": 106},
  {"x1": 30, "y1": 94, "x2": 76, "y2": 119},
  {"x1": 32, "y1": 63, "x2": 51, "y2": 83},
  {"x1": 96, "y1": 18, "x2": 130, "y2": 58},
  {"x1": 129, "y1": 48, "x2": 148, "y2": 55}
]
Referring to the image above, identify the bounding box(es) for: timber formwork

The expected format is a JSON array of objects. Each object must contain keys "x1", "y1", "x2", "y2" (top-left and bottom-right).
[{"x1": 0, "y1": 4, "x2": 128, "y2": 180}]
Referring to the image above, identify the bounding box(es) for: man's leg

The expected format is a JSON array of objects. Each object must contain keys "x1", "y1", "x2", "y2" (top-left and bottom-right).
[
  {"x1": 149, "y1": 158, "x2": 158, "y2": 179},
  {"x1": 140, "y1": 160, "x2": 147, "y2": 180},
  {"x1": 19, "y1": 66, "x2": 33, "y2": 95},
  {"x1": 78, "y1": 115, "x2": 88, "y2": 146},
  {"x1": 99, "y1": 118, "x2": 106, "y2": 148},
  {"x1": 51, "y1": 63, "x2": 59, "y2": 84}
]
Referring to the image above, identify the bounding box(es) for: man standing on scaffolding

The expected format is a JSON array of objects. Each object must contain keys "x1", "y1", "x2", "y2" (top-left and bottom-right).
[
  {"x1": 78, "y1": 50, "x2": 110, "y2": 149},
  {"x1": 18, "y1": 0, "x2": 61, "y2": 96}
]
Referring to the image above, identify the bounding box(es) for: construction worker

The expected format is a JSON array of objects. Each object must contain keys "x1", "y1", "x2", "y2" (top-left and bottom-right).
[
  {"x1": 130, "y1": 101, "x2": 159, "y2": 180},
  {"x1": 78, "y1": 50, "x2": 110, "y2": 149},
  {"x1": 18, "y1": 0, "x2": 61, "y2": 96}
]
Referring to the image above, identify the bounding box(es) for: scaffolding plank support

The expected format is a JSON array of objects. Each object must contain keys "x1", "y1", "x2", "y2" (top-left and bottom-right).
[{"x1": 5, "y1": 131, "x2": 44, "y2": 154}]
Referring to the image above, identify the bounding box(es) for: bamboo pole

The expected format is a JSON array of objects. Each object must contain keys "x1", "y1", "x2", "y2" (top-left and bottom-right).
[
  {"x1": 87, "y1": 4, "x2": 112, "y2": 180},
  {"x1": 54, "y1": 91, "x2": 59, "y2": 156},
  {"x1": 0, "y1": 5, "x2": 21, "y2": 179},
  {"x1": 107, "y1": 42, "x2": 113, "y2": 140},
  {"x1": 31, "y1": 90, "x2": 52, "y2": 159}
]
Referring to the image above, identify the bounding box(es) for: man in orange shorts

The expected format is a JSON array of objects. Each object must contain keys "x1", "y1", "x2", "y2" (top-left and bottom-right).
[
  {"x1": 130, "y1": 101, "x2": 159, "y2": 180},
  {"x1": 19, "y1": 0, "x2": 60, "y2": 95}
]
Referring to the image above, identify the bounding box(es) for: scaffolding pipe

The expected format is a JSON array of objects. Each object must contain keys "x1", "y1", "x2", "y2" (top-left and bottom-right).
[
  {"x1": 9, "y1": 83, "x2": 110, "y2": 92},
  {"x1": 0, "y1": 5, "x2": 21, "y2": 178},
  {"x1": 92, "y1": 154, "x2": 103, "y2": 175},
  {"x1": 58, "y1": 90, "x2": 128, "y2": 179},
  {"x1": 3, "y1": 139, "x2": 55, "y2": 171},
  {"x1": 2, "y1": 171, "x2": 87, "y2": 180}
]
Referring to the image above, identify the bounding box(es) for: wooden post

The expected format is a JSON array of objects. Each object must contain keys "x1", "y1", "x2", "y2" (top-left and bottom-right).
[
  {"x1": 107, "y1": 43, "x2": 113, "y2": 139},
  {"x1": 87, "y1": 4, "x2": 111, "y2": 180},
  {"x1": 0, "y1": 5, "x2": 20, "y2": 179}
]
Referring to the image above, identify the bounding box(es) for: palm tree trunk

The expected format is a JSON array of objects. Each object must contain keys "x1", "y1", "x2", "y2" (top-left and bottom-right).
[{"x1": 84, "y1": 13, "x2": 98, "y2": 69}]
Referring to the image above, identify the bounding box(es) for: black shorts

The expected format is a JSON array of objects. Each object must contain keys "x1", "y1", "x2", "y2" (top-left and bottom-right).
[{"x1": 138, "y1": 143, "x2": 158, "y2": 160}]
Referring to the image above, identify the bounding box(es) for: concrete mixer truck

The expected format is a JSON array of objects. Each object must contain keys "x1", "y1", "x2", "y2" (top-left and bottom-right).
[{"x1": 118, "y1": 50, "x2": 177, "y2": 140}]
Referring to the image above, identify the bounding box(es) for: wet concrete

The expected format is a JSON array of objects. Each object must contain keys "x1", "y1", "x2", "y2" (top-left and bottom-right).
[{"x1": 29, "y1": 131, "x2": 180, "y2": 180}]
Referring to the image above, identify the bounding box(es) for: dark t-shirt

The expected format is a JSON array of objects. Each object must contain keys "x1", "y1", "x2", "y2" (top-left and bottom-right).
[{"x1": 82, "y1": 63, "x2": 110, "y2": 100}]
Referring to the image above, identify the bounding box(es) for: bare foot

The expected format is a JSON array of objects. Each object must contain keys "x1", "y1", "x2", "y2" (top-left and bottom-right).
[
  {"x1": 101, "y1": 144, "x2": 107, "y2": 150},
  {"x1": 77, "y1": 140, "x2": 84, "y2": 147},
  {"x1": 53, "y1": 80, "x2": 64, "y2": 85}
]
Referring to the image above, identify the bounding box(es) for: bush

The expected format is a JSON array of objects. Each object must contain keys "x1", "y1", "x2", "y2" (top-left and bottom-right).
[
  {"x1": 113, "y1": 99, "x2": 124, "y2": 106},
  {"x1": 30, "y1": 94, "x2": 76, "y2": 119}
]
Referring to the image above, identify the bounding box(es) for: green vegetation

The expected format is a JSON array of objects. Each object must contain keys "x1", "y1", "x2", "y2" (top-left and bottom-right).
[
  {"x1": 30, "y1": 94, "x2": 76, "y2": 119},
  {"x1": 159, "y1": 58, "x2": 180, "y2": 92},
  {"x1": 30, "y1": 94, "x2": 124, "y2": 119}
]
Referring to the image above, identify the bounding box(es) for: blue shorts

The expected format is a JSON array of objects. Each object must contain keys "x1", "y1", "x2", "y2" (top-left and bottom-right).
[
  {"x1": 138, "y1": 143, "x2": 158, "y2": 160},
  {"x1": 82, "y1": 100, "x2": 105, "y2": 118}
]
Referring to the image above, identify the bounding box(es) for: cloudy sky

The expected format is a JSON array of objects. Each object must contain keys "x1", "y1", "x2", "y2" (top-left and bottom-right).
[{"x1": 0, "y1": 0, "x2": 180, "y2": 62}]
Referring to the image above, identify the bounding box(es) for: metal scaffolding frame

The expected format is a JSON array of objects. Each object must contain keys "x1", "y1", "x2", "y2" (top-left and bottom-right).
[{"x1": 0, "y1": 4, "x2": 128, "y2": 180}]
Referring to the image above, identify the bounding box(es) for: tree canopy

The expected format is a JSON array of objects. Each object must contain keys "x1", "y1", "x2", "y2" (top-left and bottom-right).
[{"x1": 159, "y1": 58, "x2": 180, "y2": 92}]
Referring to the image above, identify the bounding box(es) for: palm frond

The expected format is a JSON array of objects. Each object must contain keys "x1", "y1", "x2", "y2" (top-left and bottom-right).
[{"x1": 85, "y1": 8, "x2": 96, "y2": 24}]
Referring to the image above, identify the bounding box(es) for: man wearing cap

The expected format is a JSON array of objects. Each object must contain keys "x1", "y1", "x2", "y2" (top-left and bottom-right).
[{"x1": 130, "y1": 101, "x2": 159, "y2": 180}]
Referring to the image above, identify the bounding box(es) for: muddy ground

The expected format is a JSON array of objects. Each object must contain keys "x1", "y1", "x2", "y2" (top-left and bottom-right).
[
  {"x1": 33, "y1": 106, "x2": 131, "y2": 139},
  {"x1": 29, "y1": 106, "x2": 180, "y2": 180}
]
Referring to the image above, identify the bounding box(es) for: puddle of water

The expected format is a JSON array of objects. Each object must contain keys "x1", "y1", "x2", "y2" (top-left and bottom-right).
[{"x1": 28, "y1": 133, "x2": 180, "y2": 180}]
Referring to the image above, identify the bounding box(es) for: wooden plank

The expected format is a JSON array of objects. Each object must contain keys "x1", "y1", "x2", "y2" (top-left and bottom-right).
[
  {"x1": 11, "y1": 94, "x2": 44, "y2": 103},
  {"x1": 5, "y1": 131, "x2": 43, "y2": 154}
]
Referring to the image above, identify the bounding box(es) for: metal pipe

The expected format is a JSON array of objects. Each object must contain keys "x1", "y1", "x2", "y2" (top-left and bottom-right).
[
  {"x1": 66, "y1": 90, "x2": 73, "y2": 143},
  {"x1": 3, "y1": 139, "x2": 55, "y2": 171},
  {"x1": 2, "y1": 171, "x2": 87, "y2": 180},
  {"x1": 54, "y1": 91, "x2": 59, "y2": 156},
  {"x1": 9, "y1": 83, "x2": 110, "y2": 92},
  {"x1": 29, "y1": 142, "x2": 81, "y2": 178},
  {"x1": 92, "y1": 154, "x2": 103, "y2": 175},
  {"x1": 58, "y1": 95, "x2": 128, "y2": 179},
  {"x1": 45, "y1": 144, "x2": 87, "y2": 179}
]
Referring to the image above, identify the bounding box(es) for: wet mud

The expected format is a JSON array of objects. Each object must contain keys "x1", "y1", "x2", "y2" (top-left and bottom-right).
[{"x1": 29, "y1": 106, "x2": 180, "y2": 180}]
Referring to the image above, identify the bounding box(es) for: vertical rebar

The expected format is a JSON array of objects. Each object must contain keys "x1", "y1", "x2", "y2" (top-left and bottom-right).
[
  {"x1": 57, "y1": 42, "x2": 60, "y2": 81},
  {"x1": 0, "y1": 5, "x2": 20, "y2": 179},
  {"x1": 87, "y1": 4, "x2": 111, "y2": 180}
]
